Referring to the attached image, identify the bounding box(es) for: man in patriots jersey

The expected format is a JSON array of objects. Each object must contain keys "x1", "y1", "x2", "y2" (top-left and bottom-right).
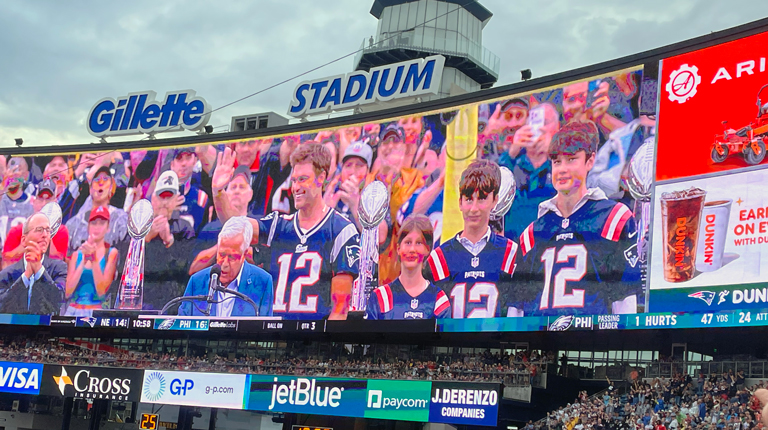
[
  {"x1": 215, "y1": 143, "x2": 358, "y2": 320},
  {"x1": 427, "y1": 160, "x2": 518, "y2": 318},
  {"x1": 510, "y1": 121, "x2": 641, "y2": 317},
  {"x1": 367, "y1": 214, "x2": 450, "y2": 320}
]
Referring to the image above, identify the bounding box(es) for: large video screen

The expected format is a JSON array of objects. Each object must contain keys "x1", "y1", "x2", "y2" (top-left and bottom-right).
[{"x1": 2, "y1": 28, "x2": 767, "y2": 333}]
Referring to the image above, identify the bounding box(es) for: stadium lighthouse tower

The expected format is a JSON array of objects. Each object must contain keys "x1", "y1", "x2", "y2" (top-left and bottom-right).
[{"x1": 353, "y1": 0, "x2": 499, "y2": 111}]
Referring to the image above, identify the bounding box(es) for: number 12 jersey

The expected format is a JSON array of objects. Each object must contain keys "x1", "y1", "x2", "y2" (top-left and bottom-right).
[{"x1": 258, "y1": 209, "x2": 360, "y2": 320}]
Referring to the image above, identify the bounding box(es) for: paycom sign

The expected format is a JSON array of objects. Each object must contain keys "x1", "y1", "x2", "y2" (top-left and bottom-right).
[
  {"x1": 246, "y1": 375, "x2": 367, "y2": 417},
  {"x1": 365, "y1": 380, "x2": 430, "y2": 422}
]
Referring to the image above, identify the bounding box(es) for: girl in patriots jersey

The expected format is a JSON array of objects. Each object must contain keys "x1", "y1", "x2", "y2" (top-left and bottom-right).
[
  {"x1": 426, "y1": 160, "x2": 519, "y2": 319},
  {"x1": 509, "y1": 121, "x2": 642, "y2": 317},
  {"x1": 367, "y1": 215, "x2": 450, "y2": 320}
]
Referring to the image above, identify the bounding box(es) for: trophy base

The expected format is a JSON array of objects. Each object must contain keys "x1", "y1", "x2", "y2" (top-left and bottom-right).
[{"x1": 346, "y1": 311, "x2": 365, "y2": 320}]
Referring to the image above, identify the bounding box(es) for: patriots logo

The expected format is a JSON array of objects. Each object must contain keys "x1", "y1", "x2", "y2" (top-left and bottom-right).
[
  {"x1": 157, "y1": 319, "x2": 175, "y2": 330},
  {"x1": 346, "y1": 245, "x2": 361, "y2": 267},
  {"x1": 548, "y1": 315, "x2": 573, "y2": 331},
  {"x1": 688, "y1": 291, "x2": 715, "y2": 306},
  {"x1": 623, "y1": 243, "x2": 639, "y2": 268},
  {"x1": 163, "y1": 175, "x2": 174, "y2": 185},
  {"x1": 79, "y1": 317, "x2": 97, "y2": 328}
]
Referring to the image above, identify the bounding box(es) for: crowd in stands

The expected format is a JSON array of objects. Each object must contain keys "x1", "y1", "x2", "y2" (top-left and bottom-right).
[
  {"x1": 0, "y1": 337, "x2": 551, "y2": 384},
  {"x1": 536, "y1": 372, "x2": 763, "y2": 430}
]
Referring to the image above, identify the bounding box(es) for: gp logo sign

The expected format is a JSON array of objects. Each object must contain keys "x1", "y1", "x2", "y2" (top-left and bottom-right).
[{"x1": 140, "y1": 370, "x2": 246, "y2": 410}]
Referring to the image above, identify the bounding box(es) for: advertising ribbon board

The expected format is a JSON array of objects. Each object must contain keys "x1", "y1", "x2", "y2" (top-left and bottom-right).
[
  {"x1": 40, "y1": 365, "x2": 143, "y2": 401},
  {"x1": 428, "y1": 381, "x2": 500, "y2": 427},
  {"x1": 141, "y1": 370, "x2": 247, "y2": 410},
  {"x1": 246, "y1": 375, "x2": 367, "y2": 417},
  {"x1": 0, "y1": 361, "x2": 43, "y2": 395},
  {"x1": 364, "y1": 379, "x2": 431, "y2": 422}
]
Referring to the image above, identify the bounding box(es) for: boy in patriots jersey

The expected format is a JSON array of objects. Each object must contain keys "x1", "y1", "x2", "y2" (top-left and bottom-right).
[
  {"x1": 510, "y1": 121, "x2": 641, "y2": 317},
  {"x1": 367, "y1": 214, "x2": 450, "y2": 320},
  {"x1": 427, "y1": 160, "x2": 518, "y2": 318}
]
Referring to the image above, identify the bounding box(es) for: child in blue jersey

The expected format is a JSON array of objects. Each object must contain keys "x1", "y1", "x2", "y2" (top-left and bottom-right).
[
  {"x1": 367, "y1": 214, "x2": 450, "y2": 320},
  {"x1": 427, "y1": 160, "x2": 519, "y2": 319},
  {"x1": 511, "y1": 121, "x2": 641, "y2": 316}
]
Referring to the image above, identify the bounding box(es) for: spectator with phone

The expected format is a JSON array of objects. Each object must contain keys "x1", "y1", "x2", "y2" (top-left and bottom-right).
[
  {"x1": 497, "y1": 102, "x2": 560, "y2": 240},
  {"x1": 169, "y1": 148, "x2": 209, "y2": 233}
]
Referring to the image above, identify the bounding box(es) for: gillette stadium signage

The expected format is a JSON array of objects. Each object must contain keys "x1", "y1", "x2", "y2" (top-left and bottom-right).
[
  {"x1": 86, "y1": 90, "x2": 211, "y2": 138},
  {"x1": 287, "y1": 55, "x2": 445, "y2": 117}
]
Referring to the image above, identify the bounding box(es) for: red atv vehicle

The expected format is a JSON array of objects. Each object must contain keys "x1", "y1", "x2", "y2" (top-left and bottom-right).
[{"x1": 711, "y1": 84, "x2": 768, "y2": 165}]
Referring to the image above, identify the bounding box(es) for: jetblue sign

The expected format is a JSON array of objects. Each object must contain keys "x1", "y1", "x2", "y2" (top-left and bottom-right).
[
  {"x1": 141, "y1": 370, "x2": 247, "y2": 410},
  {"x1": 86, "y1": 90, "x2": 211, "y2": 138},
  {"x1": 287, "y1": 55, "x2": 445, "y2": 117},
  {"x1": 0, "y1": 362, "x2": 42, "y2": 395}
]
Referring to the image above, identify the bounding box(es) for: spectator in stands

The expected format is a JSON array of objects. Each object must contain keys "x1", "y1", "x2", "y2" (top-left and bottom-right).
[
  {"x1": 169, "y1": 147, "x2": 209, "y2": 233},
  {"x1": 0, "y1": 213, "x2": 65, "y2": 314},
  {"x1": 142, "y1": 170, "x2": 198, "y2": 311},
  {"x1": 64, "y1": 166, "x2": 128, "y2": 254},
  {"x1": 64, "y1": 206, "x2": 119, "y2": 316},
  {"x1": 179, "y1": 217, "x2": 273, "y2": 317},
  {"x1": 0, "y1": 157, "x2": 34, "y2": 241}
]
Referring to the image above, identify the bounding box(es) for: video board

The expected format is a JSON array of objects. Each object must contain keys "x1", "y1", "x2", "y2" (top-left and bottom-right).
[{"x1": 0, "y1": 27, "x2": 766, "y2": 333}]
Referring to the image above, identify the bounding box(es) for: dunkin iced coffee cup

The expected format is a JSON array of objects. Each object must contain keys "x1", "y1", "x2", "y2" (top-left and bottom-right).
[
  {"x1": 660, "y1": 188, "x2": 707, "y2": 282},
  {"x1": 695, "y1": 199, "x2": 732, "y2": 272}
]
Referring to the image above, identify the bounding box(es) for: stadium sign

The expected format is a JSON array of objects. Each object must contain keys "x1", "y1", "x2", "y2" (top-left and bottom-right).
[
  {"x1": 40, "y1": 365, "x2": 143, "y2": 401},
  {"x1": 429, "y1": 382, "x2": 500, "y2": 427},
  {"x1": 287, "y1": 55, "x2": 445, "y2": 117},
  {"x1": 141, "y1": 370, "x2": 247, "y2": 409},
  {"x1": 0, "y1": 362, "x2": 42, "y2": 395},
  {"x1": 86, "y1": 90, "x2": 211, "y2": 138},
  {"x1": 365, "y1": 379, "x2": 431, "y2": 422},
  {"x1": 246, "y1": 375, "x2": 368, "y2": 417}
]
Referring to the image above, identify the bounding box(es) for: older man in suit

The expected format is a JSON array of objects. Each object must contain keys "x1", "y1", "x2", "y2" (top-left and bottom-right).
[
  {"x1": 0, "y1": 212, "x2": 66, "y2": 314},
  {"x1": 178, "y1": 216, "x2": 272, "y2": 317}
]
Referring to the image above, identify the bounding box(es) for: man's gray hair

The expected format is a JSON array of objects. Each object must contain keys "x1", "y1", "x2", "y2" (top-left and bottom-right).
[
  {"x1": 218, "y1": 216, "x2": 253, "y2": 253},
  {"x1": 22, "y1": 213, "x2": 49, "y2": 235}
]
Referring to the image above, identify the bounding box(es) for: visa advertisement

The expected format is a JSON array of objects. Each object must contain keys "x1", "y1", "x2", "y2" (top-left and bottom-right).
[
  {"x1": 0, "y1": 361, "x2": 43, "y2": 395},
  {"x1": 245, "y1": 375, "x2": 368, "y2": 418},
  {"x1": 140, "y1": 370, "x2": 247, "y2": 409},
  {"x1": 428, "y1": 381, "x2": 500, "y2": 427}
]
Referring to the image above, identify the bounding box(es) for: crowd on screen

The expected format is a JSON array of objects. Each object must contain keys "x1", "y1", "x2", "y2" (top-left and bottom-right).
[
  {"x1": 0, "y1": 68, "x2": 657, "y2": 320},
  {"x1": 537, "y1": 373, "x2": 763, "y2": 430},
  {"x1": 0, "y1": 337, "x2": 551, "y2": 384}
]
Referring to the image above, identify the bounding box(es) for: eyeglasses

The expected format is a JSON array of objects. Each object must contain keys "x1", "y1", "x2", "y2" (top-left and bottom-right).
[
  {"x1": 31, "y1": 226, "x2": 52, "y2": 235},
  {"x1": 93, "y1": 175, "x2": 111, "y2": 184},
  {"x1": 217, "y1": 252, "x2": 244, "y2": 264}
]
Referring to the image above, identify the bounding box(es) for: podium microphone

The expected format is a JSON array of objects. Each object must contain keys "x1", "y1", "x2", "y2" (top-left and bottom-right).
[{"x1": 205, "y1": 264, "x2": 222, "y2": 316}]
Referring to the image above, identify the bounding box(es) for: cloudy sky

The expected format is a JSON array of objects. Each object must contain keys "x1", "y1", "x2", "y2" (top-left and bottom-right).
[{"x1": 0, "y1": 0, "x2": 766, "y2": 149}]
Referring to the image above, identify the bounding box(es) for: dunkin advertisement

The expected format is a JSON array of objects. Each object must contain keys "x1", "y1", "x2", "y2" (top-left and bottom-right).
[{"x1": 649, "y1": 169, "x2": 768, "y2": 312}]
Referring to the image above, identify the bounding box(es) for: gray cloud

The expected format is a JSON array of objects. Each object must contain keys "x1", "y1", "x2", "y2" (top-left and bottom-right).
[{"x1": 0, "y1": 0, "x2": 765, "y2": 148}]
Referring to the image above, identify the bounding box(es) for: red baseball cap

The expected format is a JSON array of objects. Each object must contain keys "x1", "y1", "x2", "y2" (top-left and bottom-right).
[{"x1": 89, "y1": 206, "x2": 111, "y2": 222}]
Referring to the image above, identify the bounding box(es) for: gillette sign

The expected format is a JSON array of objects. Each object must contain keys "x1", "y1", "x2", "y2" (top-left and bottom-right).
[
  {"x1": 87, "y1": 90, "x2": 211, "y2": 138},
  {"x1": 287, "y1": 55, "x2": 445, "y2": 117}
]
